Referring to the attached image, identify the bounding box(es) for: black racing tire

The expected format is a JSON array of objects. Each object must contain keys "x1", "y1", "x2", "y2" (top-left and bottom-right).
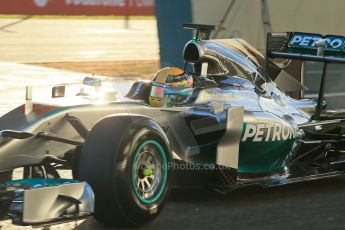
[{"x1": 79, "y1": 115, "x2": 172, "y2": 227}]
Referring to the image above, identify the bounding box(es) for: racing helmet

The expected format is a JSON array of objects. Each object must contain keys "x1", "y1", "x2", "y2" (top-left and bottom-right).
[{"x1": 149, "y1": 67, "x2": 193, "y2": 107}]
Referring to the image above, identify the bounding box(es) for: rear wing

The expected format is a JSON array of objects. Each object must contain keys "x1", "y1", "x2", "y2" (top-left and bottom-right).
[
  {"x1": 266, "y1": 32, "x2": 345, "y2": 64},
  {"x1": 267, "y1": 32, "x2": 345, "y2": 120}
]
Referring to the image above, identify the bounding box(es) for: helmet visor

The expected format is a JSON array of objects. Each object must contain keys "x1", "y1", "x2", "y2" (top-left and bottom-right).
[{"x1": 150, "y1": 85, "x2": 165, "y2": 99}]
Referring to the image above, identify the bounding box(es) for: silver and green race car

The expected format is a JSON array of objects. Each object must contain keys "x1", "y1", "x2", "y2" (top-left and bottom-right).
[{"x1": 1, "y1": 24, "x2": 345, "y2": 228}]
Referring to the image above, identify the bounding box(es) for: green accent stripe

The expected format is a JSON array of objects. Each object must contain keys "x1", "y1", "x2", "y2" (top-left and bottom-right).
[{"x1": 132, "y1": 140, "x2": 168, "y2": 204}]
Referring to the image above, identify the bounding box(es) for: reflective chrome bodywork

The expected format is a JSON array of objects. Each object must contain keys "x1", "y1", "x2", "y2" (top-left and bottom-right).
[
  {"x1": 1, "y1": 36, "x2": 344, "y2": 208},
  {"x1": 0, "y1": 39, "x2": 316, "y2": 175}
]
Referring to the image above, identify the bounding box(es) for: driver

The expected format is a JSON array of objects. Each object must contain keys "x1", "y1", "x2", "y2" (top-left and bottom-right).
[{"x1": 149, "y1": 67, "x2": 193, "y2": 107}]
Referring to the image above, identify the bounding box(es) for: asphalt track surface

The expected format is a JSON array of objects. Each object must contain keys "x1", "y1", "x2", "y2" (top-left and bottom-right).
[
  {"x1": 0, "y1": 63, "x2": 136, "y2": 116},
  {"x1": 0, "y1": 18, "x2": 159, "y2": 62},
  {"x1": 1, "y1": 18, "x2": 345, "y2": 229},
  {"x1": 81, "y1": 177, "x2": 345, "y2": 230}
]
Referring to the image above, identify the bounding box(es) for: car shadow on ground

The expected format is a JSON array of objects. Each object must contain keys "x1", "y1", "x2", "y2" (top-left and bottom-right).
[{"x1": 74, "y1": 176, "x2": 345, "y2": 230}]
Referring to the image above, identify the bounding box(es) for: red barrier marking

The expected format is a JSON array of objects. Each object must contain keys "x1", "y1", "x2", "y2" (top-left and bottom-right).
[{"x1": 0, "y1": 0, "x2": 155, "y2": 16}]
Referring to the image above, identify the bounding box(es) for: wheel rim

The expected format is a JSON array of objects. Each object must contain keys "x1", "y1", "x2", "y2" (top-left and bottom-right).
[{"x1": 132, "y1": 140, "x2": 168, "y2": 204}]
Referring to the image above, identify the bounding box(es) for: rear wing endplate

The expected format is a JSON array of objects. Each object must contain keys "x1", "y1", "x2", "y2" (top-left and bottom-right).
[{"x1": 266, "y1": 32, "x2": 345, "y2": 64}]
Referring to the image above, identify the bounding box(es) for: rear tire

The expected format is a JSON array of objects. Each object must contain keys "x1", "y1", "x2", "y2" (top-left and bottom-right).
[{"x1": 79, "y1": 115, "x2": 171, "y2": 227}]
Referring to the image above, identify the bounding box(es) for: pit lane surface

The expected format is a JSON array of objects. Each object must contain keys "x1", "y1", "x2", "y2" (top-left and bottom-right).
[
  {"x1": 81, "y1": 177, "x2": 345, "y2": 230},
  {"x1": 0, "y1": 63, "x2": 137, "y2": 116},
  {"x1": 0, "y1": 18, "x2": 159, "y2": 62}
]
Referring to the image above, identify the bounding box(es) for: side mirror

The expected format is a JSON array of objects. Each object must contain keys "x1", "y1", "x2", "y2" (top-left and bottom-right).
[
  {"x1": 52, "y1": 86, "x2": 65, "y2": 98},
  {"x1": 83, "y1": 77, "x2": 101, "y2": 87}
]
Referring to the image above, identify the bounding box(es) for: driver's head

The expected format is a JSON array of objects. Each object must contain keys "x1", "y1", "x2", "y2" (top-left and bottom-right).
[{"x1": 149, "y1": 67, "x2": 193, "y2": 107}]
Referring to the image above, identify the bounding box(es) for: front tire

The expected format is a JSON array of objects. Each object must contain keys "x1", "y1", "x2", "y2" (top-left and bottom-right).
[{"x1": 79, "y1": 115, "x2": 171, "y2": 227}]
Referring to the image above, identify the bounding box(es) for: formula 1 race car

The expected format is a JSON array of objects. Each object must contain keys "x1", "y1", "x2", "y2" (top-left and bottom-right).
[{"x1": 1, "y1": 24, "x2": 345, "y2": 228}]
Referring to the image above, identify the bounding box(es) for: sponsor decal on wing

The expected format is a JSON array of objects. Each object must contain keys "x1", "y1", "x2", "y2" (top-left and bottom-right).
[{"x1": 289, "y1": 33, "x2": 345, "y2": 51}]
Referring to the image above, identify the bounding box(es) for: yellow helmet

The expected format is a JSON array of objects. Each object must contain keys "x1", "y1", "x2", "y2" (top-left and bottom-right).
[{"x1": 149, "y1": 67, "x2": 193, "y2": 107}]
